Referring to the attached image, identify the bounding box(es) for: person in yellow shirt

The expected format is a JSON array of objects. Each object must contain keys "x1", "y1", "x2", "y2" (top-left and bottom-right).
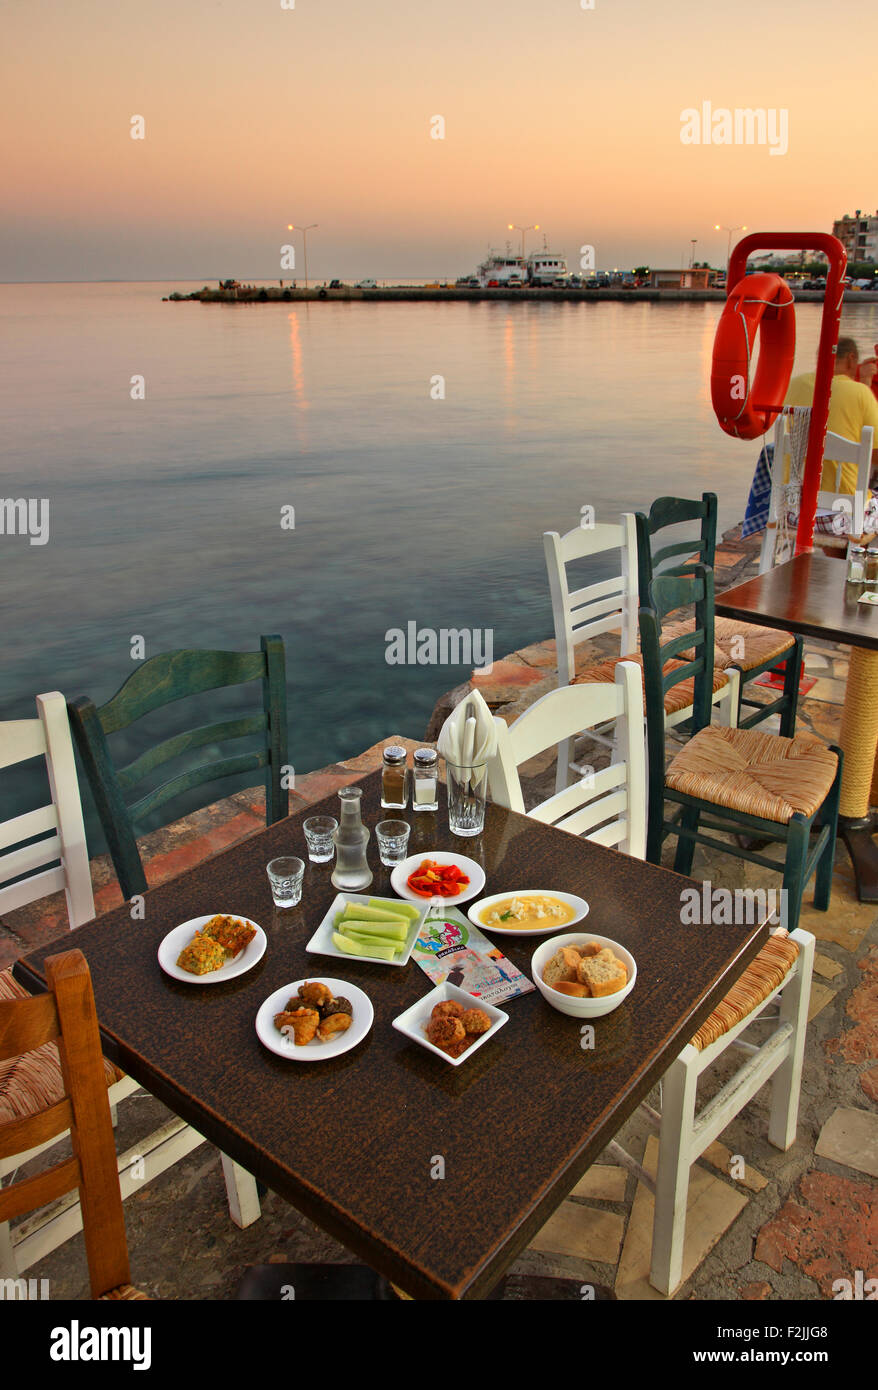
[{"x1": 785, "y1": 336, "x2": 878, "y2": 493}]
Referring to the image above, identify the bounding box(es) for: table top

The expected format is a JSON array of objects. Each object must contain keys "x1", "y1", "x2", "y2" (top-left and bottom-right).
[
  {"x1": 15, "y1": 770, "x2": 768, "y2": 1300},
  {"x1": 715, "y1": 551, "x2": 878, "y2": 652}
]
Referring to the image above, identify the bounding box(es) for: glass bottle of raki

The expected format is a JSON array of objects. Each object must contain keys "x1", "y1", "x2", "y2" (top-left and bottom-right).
[{"x1": 331, "y1": 786, "x2": 373, "y2": 891}]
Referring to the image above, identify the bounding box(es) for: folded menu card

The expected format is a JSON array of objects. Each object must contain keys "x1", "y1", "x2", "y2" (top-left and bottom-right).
[{"x1": 411, "y1": 907, "x2": 535, "y2": 1004}]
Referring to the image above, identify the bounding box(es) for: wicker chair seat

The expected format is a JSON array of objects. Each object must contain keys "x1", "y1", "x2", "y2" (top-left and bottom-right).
[
  {"x1": 0, "y1": 968, "x2": 122, "y2": 1123},
  {"x1": 573, "y1": 652, "x2": 729, "y2": 716},
  {"x1": 690, "y1": 932, "x2": 799, "y2": 1051},
  {"x1": 655, "y1": 616, "x2": 795, "y2": 673},
  {"x1": 100, "y1": 1284, "x2": 151, "y2": 1300},
  {"x1": 666, "y1": 725, "x2": 838, "y2": 824}
]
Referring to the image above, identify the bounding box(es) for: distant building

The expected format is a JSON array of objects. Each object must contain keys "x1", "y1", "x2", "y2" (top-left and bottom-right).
[
  {"x1": 647, "y1": 268, "x2": 712, "y2": 289},
  {"x1": 832, "y1": 210, "x2": 878, "y2": 263}
]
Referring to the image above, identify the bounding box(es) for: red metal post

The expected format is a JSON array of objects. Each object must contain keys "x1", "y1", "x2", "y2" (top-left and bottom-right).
[{"x1": 726, "y1": 233, "x2": 847, "y2": 554}]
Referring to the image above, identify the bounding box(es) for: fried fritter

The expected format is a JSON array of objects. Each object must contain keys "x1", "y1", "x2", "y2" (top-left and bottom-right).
[
  {"x1": 200, "y1": 915, "x2": 256, "y2": 957},
  {"x1": 299, "y1": 980, "x2": 333, "y2": 1007},
  {"x1": 426, "y1": 1015, "x2": 466, "y2": 1047},
  {"x1": 177, "y1": 936, "x2": 227, "y2": 975},
  {"x1": 431, "y1": 999, "x2": 464, "y2": 1021},
  {"x1": 318, "y1": 1012, "x2": 353, "y2": 1041},
  {"x1": 319, "y1": 995, "x2": 353, "y2": 1020},
  {"x1": 461, "y1": 1008, "x2": 491, "y2": 1035},
  {"x1": 276, "y1": 1006, "x2": 320, "y2": 1045}
]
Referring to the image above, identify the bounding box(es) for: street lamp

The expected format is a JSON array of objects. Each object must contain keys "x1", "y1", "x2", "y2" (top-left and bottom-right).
[
  {"x1": 508, "y1": 223, "x2": 539, "y2": 260},
  {"x1": 287, "y1": 223, "x2": 318, "y2": 288},
  {"x1": 715, "y1": 224, "x2": 747, "y2": 263}
]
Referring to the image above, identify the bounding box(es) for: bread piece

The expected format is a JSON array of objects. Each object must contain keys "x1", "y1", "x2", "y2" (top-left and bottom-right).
[
  {"x1": 577, "y1": 954, "x2": 627, "y2": 998},
  {"x1": 542, "y1": 946, "x2": 582, "y2": 988},
  {"x1": 554, "y1": 980, "x2": 588, "y2": 998},
  {"x1": 578, "y1": 941, "x2": 602, "y2": 958}
]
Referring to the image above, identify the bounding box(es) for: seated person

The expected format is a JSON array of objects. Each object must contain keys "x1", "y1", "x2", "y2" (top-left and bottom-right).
[{"x1": 785, "y1": 336, "x2": 878, "y2": 493}]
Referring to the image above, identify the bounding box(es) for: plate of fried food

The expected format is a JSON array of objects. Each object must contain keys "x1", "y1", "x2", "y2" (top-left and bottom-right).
[
  {"x1": 158, "y1": 914, "x2": 266, "y2": 984},
  {"x1": 256, "y1": 977, "x2": 373, "y2": 1061},
  {"x1": 531, "y1": 932, "x2": 636, "y2": 1019},
  {"x1": 392, "y1": 981, "x2": 507, "y2": 1066}
]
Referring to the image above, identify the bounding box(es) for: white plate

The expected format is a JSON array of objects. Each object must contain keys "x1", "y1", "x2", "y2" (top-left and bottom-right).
[
  {"x1": 468, "y1": 889, "x2": 589, "y2": 937},
  {"x1": 306, "y1": 892, "x2": 428, "y2": 968},
  {"x1": 531, "y1": 932, "x2": 637, "y2": 1019},
  {"x1": 255, "y1": 977, "x2": 373, "y2": 1061},
  {"x1": 390, "y1": 852, "x2": 485, "y2": 908},
  {"x1": 158, "y1": 915, "x2": 266, "y2": 984},
  {"x1": 392, "y1": 981, "x2": 508, "y2": 1067}
]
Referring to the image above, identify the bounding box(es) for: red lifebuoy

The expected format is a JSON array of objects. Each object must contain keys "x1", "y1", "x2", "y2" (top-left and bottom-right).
[{"x1": 711, "y1": 273, "x2": 796, "y2": 440}]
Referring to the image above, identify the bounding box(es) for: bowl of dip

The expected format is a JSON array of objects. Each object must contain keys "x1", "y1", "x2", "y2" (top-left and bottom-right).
[{"x1": 467, "y1": 890, "x2": 588, "y2": 937}]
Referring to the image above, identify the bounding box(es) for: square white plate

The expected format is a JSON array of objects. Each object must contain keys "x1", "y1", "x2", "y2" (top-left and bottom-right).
[
  {"x1": 306, "y1": 892, "x2": 428, "y2": 968},
  {"x1": 392, "y1": 981, "x2": 508, "y2": 1066}
]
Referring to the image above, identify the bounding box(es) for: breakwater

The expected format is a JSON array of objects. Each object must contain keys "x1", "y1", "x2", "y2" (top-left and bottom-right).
[{"x1": 166, "y1": 284, "x2": 854, "y2": 305}]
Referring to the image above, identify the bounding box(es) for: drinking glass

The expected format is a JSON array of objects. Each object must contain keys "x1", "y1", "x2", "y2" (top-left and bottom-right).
[
  {"x1": 446, "y1": 762, "x2": 487, "y2": 837},
  {"x1": 266, "y1": 856, "x2": 305, "y2": 907},
  {"x1": 303, "y1": 815, "x2": 337, "y2": 863},
  {"x1": 375, "y1": 819, "x2": 411, "y2": 866}
]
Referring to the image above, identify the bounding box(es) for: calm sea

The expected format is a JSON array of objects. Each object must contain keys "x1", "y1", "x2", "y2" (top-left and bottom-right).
[{"x1": 3, "y1": 283, "x2": 878, "y2": 848}]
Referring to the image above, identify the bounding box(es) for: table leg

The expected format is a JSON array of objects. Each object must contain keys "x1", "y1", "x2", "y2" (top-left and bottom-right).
[{"x1": 837, "y1": 646, "x2": 878, "y2": 902}]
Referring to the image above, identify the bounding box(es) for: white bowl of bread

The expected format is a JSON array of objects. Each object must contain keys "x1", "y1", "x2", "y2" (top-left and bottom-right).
[{"x1": 531, "y1": 932, "x2": 636, "y2": 1018}]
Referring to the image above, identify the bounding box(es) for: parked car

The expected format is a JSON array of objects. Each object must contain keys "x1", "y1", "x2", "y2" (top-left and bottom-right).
[
  {"x1": 329, "y1": 279, "x2": 344, "y2": 289},
  {"x1": 356, "y1": 279, "x2": 377, "y2": 289}
]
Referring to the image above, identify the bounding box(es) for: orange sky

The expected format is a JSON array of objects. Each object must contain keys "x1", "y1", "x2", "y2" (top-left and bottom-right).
[{"x1": 1, "y1": 0, "x2": 875, "y2": 280}]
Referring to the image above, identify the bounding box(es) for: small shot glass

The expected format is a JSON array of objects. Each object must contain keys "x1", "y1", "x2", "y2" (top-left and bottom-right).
[
  {"x1": 266, "y1": 856, "x2": 305, "y2": 908},
  {"x1": 375, "y1": 819, "x2": 411, "y2": 867},
  {"x1": 303, "y1": 815, "x2": 337, "y2": 863}
]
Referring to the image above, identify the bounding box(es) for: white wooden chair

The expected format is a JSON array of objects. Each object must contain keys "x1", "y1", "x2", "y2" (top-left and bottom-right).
[
  {"x1": 487, "y1": 674, "x2": 815, "y2": 1296},
  {"x1": 544, "y1": 520, "x2": 738, "y2": 795},
  {"x1": 0, "y1": 692, "x2": 260, "y2": 1277},
  {"x1": 760, "y1": 408, "x2": 874, "y2": 571},
  {"x1": 488, "y1": 663, "x2": 646, "y2": 857}
]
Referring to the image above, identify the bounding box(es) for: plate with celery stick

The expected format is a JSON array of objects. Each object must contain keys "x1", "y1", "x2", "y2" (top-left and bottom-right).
[{"x1": 306, "y1": 893, "x2": 428, "y2": 968}]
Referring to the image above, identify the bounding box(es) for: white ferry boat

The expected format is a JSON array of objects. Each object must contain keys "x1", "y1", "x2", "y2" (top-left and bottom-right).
[
  {"x1": 527, "y1": 250, "x2": 569, "y2": 286},
  {"x1": 475, "y1": 251, "x2": 528, "y2": 287}
]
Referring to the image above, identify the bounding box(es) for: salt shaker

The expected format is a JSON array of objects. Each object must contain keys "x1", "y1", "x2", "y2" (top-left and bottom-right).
[{"x1": 412, "y1": 748, "x2": 439, "y2": 812}]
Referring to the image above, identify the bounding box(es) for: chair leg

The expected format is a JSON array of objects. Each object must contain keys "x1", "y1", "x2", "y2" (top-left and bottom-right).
[
  {"x1": 768, "y1": 931, "x2": 815, "y2": 1150},
  {"x1": 650, "y1": 1052, "x2": 699, "y2": 1296},
  {"x1": 220, "y1": 1154, "x2": 262, "y2": 1229},
  {"x1": 0, "y1": 1220, "x2": 17, "y2": 1279},
  {"x1": 813, "y1": 749, "x2": 843, "y2": 912},
  {"x1": 673, "y1": 806, "x2": 700, "y2": 876},
  {"x1": 781, "y1": 814, "x2": 810, "y2": 935},
  {"x1": 716, "y1": 669, "x2": 740, "y2": 729},
  {"x1": 778, "y1": 637, "x2": 803, "y2": 738}
]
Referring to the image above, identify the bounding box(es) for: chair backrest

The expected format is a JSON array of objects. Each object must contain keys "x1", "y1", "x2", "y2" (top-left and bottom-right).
[
  {"x1": 0, "y1": 692, "x2": 95, "y2": 928},
  {"x1": 761, "y1": 409, "x2": 874, "y2": 570},
  {"x1": 638, "y1": 565, "x2": 715, "y2": 859},
  {"x1": 632, "y1": 494, "x2": 718, "y2": 604},
  {"x1": 487, "y1": 662, "x2": 646, "y2": 859},
  {"x1": 543, "y1": 516, "x2": 638, "y2": 684},
  {"x1": 0, "y1": 950, "x2": 132, "y2": 1298},
  {"x1": 69, "y1": 635, "x2": 288, "y2": 899}
]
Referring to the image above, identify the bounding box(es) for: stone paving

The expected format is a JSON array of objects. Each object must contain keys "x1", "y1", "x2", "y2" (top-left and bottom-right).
[{"x1": 3, "y1": 528, "x2": 877, "y2": 1300}]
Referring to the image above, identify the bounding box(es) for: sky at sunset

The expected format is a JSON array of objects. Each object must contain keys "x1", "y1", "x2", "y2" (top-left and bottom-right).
[{"x1": 1, "y1": 0, "x2": 875, "y2": 282}]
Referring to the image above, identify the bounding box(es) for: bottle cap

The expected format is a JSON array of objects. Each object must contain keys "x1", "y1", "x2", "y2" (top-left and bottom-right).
[{"x1": 383, "y1": 745, "x2": 407, "y2": 763}]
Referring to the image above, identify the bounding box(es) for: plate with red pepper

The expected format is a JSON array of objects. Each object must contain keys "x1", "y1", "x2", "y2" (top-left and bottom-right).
[{"x1": 390, "y1": 852, "x2": 485, "y2": 907}]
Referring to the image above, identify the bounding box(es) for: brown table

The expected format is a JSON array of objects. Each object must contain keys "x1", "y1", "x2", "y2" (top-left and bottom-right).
[
  {"x1": 716, "y1": 550, "x2": 878, "y2": 901},
  {"x1": 14, "y1": 771, "x2": 768, "y2": 1300}
]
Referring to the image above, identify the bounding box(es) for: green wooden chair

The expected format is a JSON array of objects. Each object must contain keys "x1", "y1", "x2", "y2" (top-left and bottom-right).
[
  {"x1": 633, "y1": 493, "x2": 803, "y2": 735},
  {"x1": 639, "y1": 565, "x2": 841, "y2": 934},
  {"x1": 68, "y1": 635, "x2": 288, "y2": 900}
]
